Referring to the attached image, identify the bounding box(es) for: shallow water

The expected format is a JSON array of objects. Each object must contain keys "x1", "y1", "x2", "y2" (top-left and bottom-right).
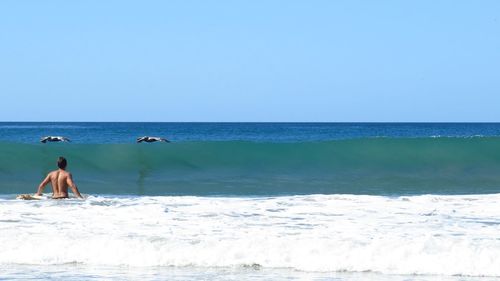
[
  {"x1": 3, "y1": 264, "x2": 500, "y2": 281},
  {"x1": 1, "y1": 194, "x2": 500, "y2": 277}
]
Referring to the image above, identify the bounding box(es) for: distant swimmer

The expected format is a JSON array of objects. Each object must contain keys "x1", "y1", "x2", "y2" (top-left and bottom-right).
[
  {"x1": 40, "y1": 136, "x2": 71, "y2": 143},
  {"x1": 136, "y1": 136, "x2": 170, "y2": 143},
  {"x1": 35, "y1": 157, "x2": 83, "y2": 199}
]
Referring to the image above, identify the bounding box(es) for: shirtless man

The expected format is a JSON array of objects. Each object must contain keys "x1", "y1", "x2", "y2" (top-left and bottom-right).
[{"x1": 35, "y1": 157, "x2": 83, "y2": 199}]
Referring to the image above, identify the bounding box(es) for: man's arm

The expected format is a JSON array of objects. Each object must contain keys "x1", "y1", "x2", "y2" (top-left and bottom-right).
[
  {"x1": 35, "y1": 175, "x2": 51, "y2": 196},
  {"x1": 66, "y1": 173, "x2": 83, "y2": 199}
]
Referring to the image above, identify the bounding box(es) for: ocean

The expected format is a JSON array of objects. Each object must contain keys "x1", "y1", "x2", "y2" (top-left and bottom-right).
[{"x1": 1, "y1": 122, "x2": 499, "y2": 280}]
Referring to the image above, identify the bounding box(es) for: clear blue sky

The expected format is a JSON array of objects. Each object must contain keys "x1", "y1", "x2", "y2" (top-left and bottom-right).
[{"x1": 0, "y1": 1, "x2": 499, "y2": 122}]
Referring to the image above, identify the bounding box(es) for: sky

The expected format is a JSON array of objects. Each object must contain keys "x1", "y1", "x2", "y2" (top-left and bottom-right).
[{"x1": 0, "y1": 1, "x2": 499, "y2": 122}]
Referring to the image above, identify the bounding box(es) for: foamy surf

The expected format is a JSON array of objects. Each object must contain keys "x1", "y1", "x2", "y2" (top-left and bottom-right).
[{"x1": 1, "y1": 194, "x2": 500, "y2": 276}]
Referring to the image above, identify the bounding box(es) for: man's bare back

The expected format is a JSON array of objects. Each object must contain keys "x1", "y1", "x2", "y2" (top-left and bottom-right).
[{"x1": 36, "y1": 157, "x2": 83, "y2": 199}]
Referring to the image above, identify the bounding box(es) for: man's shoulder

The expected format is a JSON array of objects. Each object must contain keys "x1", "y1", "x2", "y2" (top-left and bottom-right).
[{"x1": 49, "y1": 170, "x2": 71, "y2": 177}]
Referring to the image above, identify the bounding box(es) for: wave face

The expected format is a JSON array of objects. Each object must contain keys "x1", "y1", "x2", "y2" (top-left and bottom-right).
[
  {"x1": 2, "y1": 138, "x2": 500, "y2": 195},
  {"x1": 1, "y1": 194, "x2": 500, "y2": 276}
]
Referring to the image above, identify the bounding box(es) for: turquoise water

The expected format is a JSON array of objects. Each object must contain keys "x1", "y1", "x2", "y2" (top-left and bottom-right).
[{"x1": 1, "y1": 137, "x2": 500, "y2": 195}]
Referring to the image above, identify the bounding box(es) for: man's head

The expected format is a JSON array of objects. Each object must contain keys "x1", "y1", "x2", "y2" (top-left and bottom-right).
[{"x1": 57, "y1": 157, "x2": 67, "y2": 169}]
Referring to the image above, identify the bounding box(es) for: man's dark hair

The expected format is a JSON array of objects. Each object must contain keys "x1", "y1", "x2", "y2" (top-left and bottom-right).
[{"x1": 57, "y1": 157, "x2": 67, "y2": 169}]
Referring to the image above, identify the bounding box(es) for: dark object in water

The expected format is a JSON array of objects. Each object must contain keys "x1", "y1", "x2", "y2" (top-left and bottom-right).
[
  {"x1": 40, "y1": 136, "x2": 71, "y2": 143},
  {"x1": 136, "y1": 136, "x2": 170, "y2": 143}
]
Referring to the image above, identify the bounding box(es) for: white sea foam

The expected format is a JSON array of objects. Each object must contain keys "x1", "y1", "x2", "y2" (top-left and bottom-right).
[{"x1": 1, "y1": 194, "x2": 500, "y2": 276}]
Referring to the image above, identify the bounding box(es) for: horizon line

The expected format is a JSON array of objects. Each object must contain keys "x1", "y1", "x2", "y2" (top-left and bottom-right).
[{"x1": 2, "y1": 121, "x2": 500, "y2": 124}]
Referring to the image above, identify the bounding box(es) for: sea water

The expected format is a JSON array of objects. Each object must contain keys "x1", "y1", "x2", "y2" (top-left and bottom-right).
[{"x1": 1, "y1": 123, "x2": 500, "y2": 280}]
